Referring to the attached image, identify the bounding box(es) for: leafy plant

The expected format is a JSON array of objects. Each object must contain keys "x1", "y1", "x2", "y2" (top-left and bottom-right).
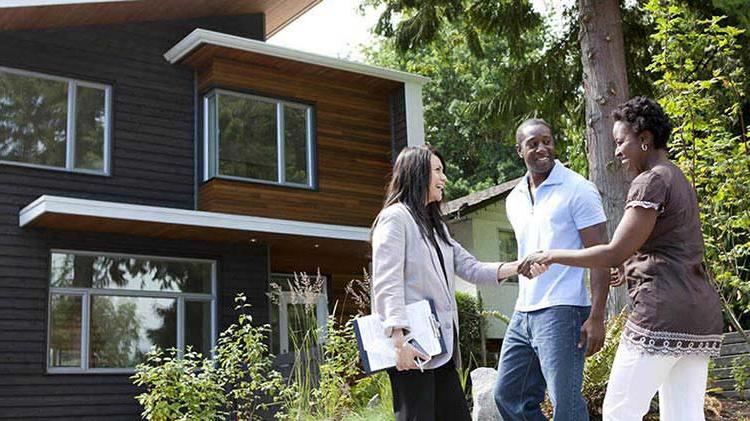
[
  {"x1": 216, "y1": 294, "x2": 287, "y2": 420},
  {"x1": 132, "y1": 348, "x2": 226, "y2": 421},
  {"x1": 646, "y1": 0, "x2": 750, "y2": 332},
  {"x1": 132, "y1": 294, "x2": 286, "y2": 421},
  {"x1": 455, "y1": 291, "x2": 485, "y2": 370},
  {"x1": 312, "y1": 315, "x2": 362, "y2": 419},
  {"x1": 582, "y1": 310, "x2": 628, "y2": 416},
  {"x1": 731, "y1": 356, "x2": 750, "y2": 398}
]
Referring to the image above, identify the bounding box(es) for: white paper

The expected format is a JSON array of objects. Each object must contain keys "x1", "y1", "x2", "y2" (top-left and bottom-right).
[{"x1": 355, "y1": 300, "x2": 443, "y2": 372}]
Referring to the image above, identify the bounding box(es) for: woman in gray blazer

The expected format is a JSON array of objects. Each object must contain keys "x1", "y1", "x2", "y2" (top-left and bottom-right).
[{"x1": 372, "y1": 145, "x2": 545, "y2": 421}]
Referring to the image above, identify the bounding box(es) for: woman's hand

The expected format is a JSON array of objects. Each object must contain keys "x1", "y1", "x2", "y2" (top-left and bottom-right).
[
  {"x1": 391, "y1": 329, "x2": 429, "y2": 371},
  {"x1": 609, "y1": 265, "x2": 626, "y2": 287},
  {"x1": 518, "y1": 251, "x2": 553, "y2": 278}
]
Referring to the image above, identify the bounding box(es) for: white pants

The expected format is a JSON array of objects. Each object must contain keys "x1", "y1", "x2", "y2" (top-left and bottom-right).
[{"x1": 603, "y1": 340, "x2": 709, "y2": 421}]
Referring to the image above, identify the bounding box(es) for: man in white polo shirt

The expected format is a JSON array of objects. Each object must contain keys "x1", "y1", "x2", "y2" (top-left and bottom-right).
[{"x1": 493, "y1": 119, "x2": 609, "y2": 421}]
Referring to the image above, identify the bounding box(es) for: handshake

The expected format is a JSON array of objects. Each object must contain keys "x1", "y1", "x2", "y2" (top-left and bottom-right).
[
  {"x1": 517, "y1": 250, "x2": 552, "y2": 278},
  {"x1": 517, "y1": 250, "x2": 627, "y2": 287}
]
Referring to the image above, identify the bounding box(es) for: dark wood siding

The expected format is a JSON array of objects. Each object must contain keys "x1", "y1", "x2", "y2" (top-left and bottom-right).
[
  {"x1": 0, "y1": 13, "x2": 263, "y2": 210},
  {"x1": 389, "y1": 85, "x2": 407, "y2": 163},
  {"x1": 0, "y1": 229, "x2": 269, "y2": 419},
  {"x1": 0, "y1": 15, "x2": 268, "y2": 420}
]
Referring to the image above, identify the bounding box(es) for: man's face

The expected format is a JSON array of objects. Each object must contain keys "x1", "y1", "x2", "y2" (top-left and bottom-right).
[{"x1": 516, "y1": 124, "x2": 555, "y2": 174}]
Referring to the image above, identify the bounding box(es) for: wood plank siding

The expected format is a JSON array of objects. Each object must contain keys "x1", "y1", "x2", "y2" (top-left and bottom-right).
[
  {"x1": 0, "y1": 0, "x2": 320, "y2": 38},
  {"x1": 187, "y1": 50, "x2": 401, "y2": 228},
  {"x1": 0, "y1": 16, "x2": 269, "y2": 420}
]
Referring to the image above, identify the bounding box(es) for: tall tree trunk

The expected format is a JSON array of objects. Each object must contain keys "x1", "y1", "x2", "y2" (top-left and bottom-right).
[{"x1": 579, "y1": 0, "x2": 631, "y2": 318}]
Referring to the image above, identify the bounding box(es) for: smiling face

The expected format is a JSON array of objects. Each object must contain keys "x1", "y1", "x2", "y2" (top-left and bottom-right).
[
  {"x1": 517, "y1": 123, "x2": 555, "y2": 175},
  {"x1": 427, "y1": 153, "x2": 447, "y2": 204},
  {"x1": 613, "y1": 120, "x2": 648, "y2": 176}
]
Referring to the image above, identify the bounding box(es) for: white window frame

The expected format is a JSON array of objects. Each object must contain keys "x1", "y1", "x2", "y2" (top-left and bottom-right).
[
  {"x1": 46, "y1": 249, "x2": 217, "y2": 374},
  {"x1": 270, "y1": 273, "x2": 328, "y2": 354},
  {"x1": 203, "y1": 88, "x2": 315, "y2": 189},
  {"x1": 0, "y1": 66, "x2": 112, "y2": 175}
]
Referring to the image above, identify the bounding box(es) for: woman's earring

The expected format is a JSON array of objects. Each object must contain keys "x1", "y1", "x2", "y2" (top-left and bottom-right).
[{"x1": 641, "y1": 144, "x2": 648, "y2": 152}]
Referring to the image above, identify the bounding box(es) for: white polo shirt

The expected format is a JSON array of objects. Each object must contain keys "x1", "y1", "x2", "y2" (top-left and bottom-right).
[{"x1": 506, "y1": 161, "x2": 607, "y2": 312}]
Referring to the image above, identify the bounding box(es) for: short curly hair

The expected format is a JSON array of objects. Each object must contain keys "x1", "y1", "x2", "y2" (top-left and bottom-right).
[{"x1": 611, "y1": 96, "x2": 673, "y2": 149}]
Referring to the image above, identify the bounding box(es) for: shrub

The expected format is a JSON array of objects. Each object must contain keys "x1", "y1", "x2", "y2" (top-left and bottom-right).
[
  {"x1": 131, "y1": 348, "x2": 226, "y2": 421},
  {"x1": 216, "y1": 295, "x2": 286, "y2": 420},
  {"x1": 132, "y1": 294, "x2": 286, "y2": 421},
  {"x1": 731, "y1": 356, "x2": 750, "y2": 399},
  {"x1": 582, "y1": 310, "x2": 628, "y2": 416},
  {"x1": 311, "y1": 315, "x2": 361, "y2": 419},
  {"x1": 455, "y1": 291, "x2": 484, "y2": 369}
]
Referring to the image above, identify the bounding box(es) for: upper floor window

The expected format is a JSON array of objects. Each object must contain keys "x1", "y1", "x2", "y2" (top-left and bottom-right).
[
  {"x1": 204, "y1": 89, "x2": 315, "y2": 188},
  {"x1": 47, "y1": 250, "x2": 216, "y2": 373},
  {"x1": 0, "y1": 67, "x2": 111, "y2": 174}
]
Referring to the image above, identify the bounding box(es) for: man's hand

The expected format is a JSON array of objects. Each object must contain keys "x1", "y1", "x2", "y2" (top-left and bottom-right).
[{"x1": 578, "y1": 315, "x2": 605, "y2": 357}]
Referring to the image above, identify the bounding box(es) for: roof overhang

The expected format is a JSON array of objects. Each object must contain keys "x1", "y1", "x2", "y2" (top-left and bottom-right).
[
  {"x1": 0, "y1": 0, "x2": 321, "y2": 38},
  {"x1": 20, "y1": 195, "x2": 370, "y2": 244},
  {"x1": 164, "y1": 29, "x2": 431, "y2": 86}
]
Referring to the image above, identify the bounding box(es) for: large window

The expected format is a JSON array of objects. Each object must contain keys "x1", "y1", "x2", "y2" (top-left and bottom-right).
[
  {"x1": 204, "y1": 89, "x2": 314, "y2": 188},
  {"x1": 498, "y1": 229, "x2": 519, "y2": 282},
  {"x1": 47, "y1": 251, "x2": 216, "y2": 373},
  {"x1": 0, "y1": 67, "x2": 111, "y2": 174}
]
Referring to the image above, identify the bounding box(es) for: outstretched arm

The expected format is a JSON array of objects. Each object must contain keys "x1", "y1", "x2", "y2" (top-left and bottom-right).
[{"x1": 523, "y1": 206, "x2": 658, "y2": 269}]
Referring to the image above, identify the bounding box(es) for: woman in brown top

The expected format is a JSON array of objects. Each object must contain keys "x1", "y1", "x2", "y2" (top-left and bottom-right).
[{"x1": 521, "y1": 97, "x2": 723, "y2": 421}]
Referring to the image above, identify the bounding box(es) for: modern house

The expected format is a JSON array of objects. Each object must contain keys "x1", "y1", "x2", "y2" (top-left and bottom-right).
[
  {"x1": 443, "y1": 178, "x2": 521, "y2": 364},
  {"x1": 0, "y1": 1, "x2": 428, "y2": 418}
]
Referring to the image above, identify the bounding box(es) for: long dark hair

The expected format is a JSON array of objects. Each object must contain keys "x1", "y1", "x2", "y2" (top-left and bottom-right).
[{"x1": 374, "y1": 145, "x2": 449, "y2": 245}]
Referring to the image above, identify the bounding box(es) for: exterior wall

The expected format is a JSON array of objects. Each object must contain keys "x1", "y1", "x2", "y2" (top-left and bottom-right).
[
  {"x1": 389, "y1": 85, "x2": 407, "y2": 162},
  {"x1": 0, "y1": 229, "x2": 269, "y2": 419},
  {"x1": 0, "y1": 15, "x2": 268, "y2": 419},
  {"x1": 196, "y1": 57, "x2": 397, "y2": 227},
  {"x1": 449, "y1": 199, "x2": 519, "y2": 340},
  {"x1": 0, "y1": 14, "x2": 264, "y2": 211}
]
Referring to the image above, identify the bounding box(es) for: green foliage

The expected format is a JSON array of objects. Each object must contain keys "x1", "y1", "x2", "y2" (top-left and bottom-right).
[
  {"x1": 348, "y1": 372, "x2": 395, "y2": 421},
  {"x1": 132, "y1": 294, "x2": 286, "y2": 421},
  {"x1": 732, "y1": 356, "x2": 750, "y2": 398},
  {"x1": 132, "y1": 348, "x2": 227, "y2": 421},
  {"x1": 582, "y1": 310, "x2": 628, "y2": 416},
  {"x1": 362, "y1": 1, "x2": 672, "y2": 199},
  {"x1": 645, "y1": 0, "x2": 750, "y2": 329},
  {"x1": 455, "y1": 291, "x2": 484, "y2": 369},
  {"x1": 216, "y1": 295, "x2": 287, "y2": 420},
  {"x1": 311, "y1": 316, "x2": 362, "y2": 419}
]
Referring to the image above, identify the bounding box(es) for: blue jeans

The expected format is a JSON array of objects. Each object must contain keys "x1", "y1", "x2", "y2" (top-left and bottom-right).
[{"x1": 493, "y1": 305, "x2": 590, "y2": 421}]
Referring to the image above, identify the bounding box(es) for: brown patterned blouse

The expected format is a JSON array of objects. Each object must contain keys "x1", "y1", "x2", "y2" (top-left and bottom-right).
[{"x1": 621, "y1": 162, "x2": 723, "y2": 357}]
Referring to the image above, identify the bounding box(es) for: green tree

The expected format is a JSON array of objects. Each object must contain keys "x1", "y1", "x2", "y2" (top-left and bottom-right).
[
  {"x1": 363, "y1": 5, "x2": 583, "y2": 199},
  {"x1": 646, "y1": 0, "x2": 750, "y2": 330}
]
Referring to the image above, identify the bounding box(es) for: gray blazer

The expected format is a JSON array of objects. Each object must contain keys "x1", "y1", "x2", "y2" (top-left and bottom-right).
[{"x1": 371, "y1": 203, "x2": 501, "y2": 369}]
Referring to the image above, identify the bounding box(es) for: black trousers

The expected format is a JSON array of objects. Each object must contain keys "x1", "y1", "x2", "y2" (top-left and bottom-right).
[{"x1": 387, "y1": 359, "x2": 471, "y2": 421}]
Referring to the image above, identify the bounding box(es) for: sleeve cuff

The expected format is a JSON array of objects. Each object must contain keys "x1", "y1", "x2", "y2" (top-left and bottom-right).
[{"x1": 574, "y1": 215, "x2": 607, "y2": 230}]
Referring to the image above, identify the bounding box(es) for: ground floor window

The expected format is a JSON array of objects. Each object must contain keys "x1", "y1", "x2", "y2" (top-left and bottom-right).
[
  {"x1": 47, "y1": 250, "x2": 216, "y2": 373},
  {"x1": 269, "y1": 273, "x2": 328, "y2": 355}
]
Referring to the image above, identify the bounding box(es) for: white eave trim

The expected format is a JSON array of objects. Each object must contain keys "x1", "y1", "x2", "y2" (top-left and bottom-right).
[
  {"x1": 20, "y1": 195, "x2": 370, "y2": 242},
  {"x1": 164, "y1": 29, "x2": 430, "y2": 86}
]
